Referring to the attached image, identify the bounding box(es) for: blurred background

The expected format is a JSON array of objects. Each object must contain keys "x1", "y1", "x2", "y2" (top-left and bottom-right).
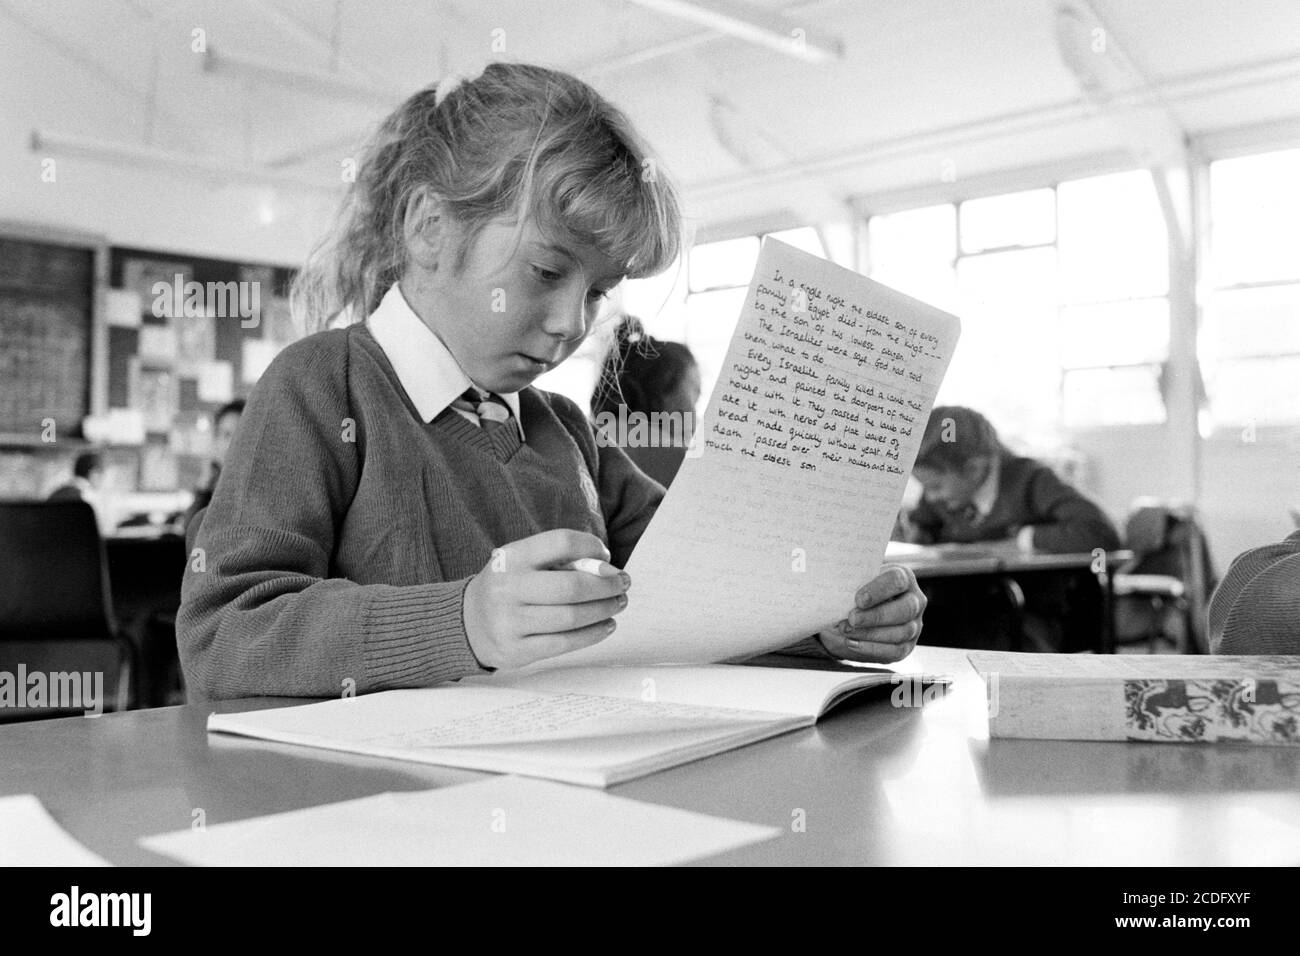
[{"x1": 2, "y1": 0, "x2": 1298, "y2": 574}]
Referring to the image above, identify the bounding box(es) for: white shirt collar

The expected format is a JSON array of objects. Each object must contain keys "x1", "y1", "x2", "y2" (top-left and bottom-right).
[
  {"x1": 366, "y1": 283, "x2": 522, "y2": 437},
  {"x1": 971, "y1": 454, "x2": 1001, "y2": 518}
]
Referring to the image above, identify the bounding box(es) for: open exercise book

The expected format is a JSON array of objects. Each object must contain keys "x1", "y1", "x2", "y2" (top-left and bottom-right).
[{"x1": 208, "y1": 239, "x2": 962, "y2": 787}]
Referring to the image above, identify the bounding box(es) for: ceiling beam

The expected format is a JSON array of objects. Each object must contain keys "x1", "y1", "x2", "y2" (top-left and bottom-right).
[{"x1": 623, "y1": 0, "x2": 842, "y2": 64}]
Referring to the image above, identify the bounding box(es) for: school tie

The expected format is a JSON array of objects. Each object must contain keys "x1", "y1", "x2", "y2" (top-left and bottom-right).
[{"x1": 451, "y1": 387, "x2": 513, "y2": 434}]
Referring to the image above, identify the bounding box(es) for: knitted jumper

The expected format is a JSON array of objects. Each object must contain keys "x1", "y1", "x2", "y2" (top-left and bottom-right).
[{"x1": 177, "y1": 323, "x2": 663, "y2": 700}]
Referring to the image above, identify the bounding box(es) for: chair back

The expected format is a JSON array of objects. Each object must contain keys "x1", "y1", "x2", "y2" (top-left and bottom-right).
[{"x1": 0, "y1": 500, "x2": 116, "y2": 641}]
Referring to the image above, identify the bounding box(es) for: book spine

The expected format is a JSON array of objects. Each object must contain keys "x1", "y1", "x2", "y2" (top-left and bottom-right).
[{"x1": 986, "y1": 677, "x2": 1300, "y2": 746}]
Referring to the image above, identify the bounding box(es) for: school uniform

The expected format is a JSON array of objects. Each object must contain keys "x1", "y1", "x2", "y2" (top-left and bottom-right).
[
  {"x1": 908, "y1": 453, "x2": 1121, "y2": 651},
  {"x1": 1208, "y1": 530, "x2": 1300, "y2": 655},
  {"x1": 177, "y1": 284, "x2": 664, "y2": 700},
  {"x1": 908, "y1": 453, "x2": 1122, "y2": 553}
]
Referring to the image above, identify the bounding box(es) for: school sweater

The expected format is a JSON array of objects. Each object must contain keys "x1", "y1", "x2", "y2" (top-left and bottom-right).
[
  {"x1": 1207, "y1": 530, "x2": 1300, "y2": 655},
  {"x1": 907, "y1": 453, "x2": 1122, "y2": 554},
  {"x1": 176, "y1": 322, "x2": 665, "y2": 700}
]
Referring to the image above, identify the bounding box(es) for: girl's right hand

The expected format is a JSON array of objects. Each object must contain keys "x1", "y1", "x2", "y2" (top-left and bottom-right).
[{"x1": 463, "y1": 529, "x2": 630, "y2": 670}]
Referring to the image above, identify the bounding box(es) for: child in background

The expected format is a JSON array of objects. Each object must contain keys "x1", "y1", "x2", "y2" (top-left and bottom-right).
[
  {"x1": 903, "y1": 405, "x2": 1121, "y2": 554},
  {"x1": 591, "y1": 317, "x2": 700, "y2": 488},
  {"x1": 901, "y1": 405, "x2": 1121, "y2": 651},
  {"x1": 182, "y1": 398, "x2": 245, "y2": 536},
  {"x1": 178, "y1": 63, "x2": 928, "y2": 700},
  {"x1": 1209, "y1": 530, "x2": 1300, "y2": 654}
]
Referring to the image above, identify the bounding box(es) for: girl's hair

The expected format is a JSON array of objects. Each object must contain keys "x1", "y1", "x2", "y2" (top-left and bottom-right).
[
  {"x1": 915, "y1": 405, "x2": 1004, "y2": 472},
  {"x1": 293, "y1": 62, "x2": 683, "y2": 329},
  {"x1": 592, "y1": 316, "x2": 697, "y2": 417}
]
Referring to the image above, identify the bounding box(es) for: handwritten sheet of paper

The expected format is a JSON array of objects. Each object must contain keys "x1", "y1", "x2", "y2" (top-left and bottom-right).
[
  {"x1": 140, "y1": 776, "x2": 781, "y2": 866},
  {"x1": 542, "y1": 238, "x2": 960, "y2": 669},
  {"x1": 0, "y1": 795, "x2": 111, "y2": 866}
]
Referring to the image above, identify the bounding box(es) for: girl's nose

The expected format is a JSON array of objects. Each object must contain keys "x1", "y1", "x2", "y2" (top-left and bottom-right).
[{"x1": 541, "y1": 288, "x2": 590, "y2": 342}]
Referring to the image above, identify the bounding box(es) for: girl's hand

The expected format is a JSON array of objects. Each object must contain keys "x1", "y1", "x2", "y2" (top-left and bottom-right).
[
  {"x1": 817, "y1": 565, "x2": 926, "y2": 664},
  {"x1": 463, "y1": 529, "x2": 630, "y2": 670}
]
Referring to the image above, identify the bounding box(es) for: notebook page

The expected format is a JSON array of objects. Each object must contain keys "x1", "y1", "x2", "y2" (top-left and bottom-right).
[{"x1": 543, "y1": 238, "x2": 960, "y2": 668}]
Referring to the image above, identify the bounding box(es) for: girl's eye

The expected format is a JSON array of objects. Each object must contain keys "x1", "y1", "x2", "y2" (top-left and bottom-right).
[
  {"x1": 531, "y1": 264, "x2": 564, "y2": 284},
  {"x1": 586, "y1": 287, "x2": 612, "y2": 303}
]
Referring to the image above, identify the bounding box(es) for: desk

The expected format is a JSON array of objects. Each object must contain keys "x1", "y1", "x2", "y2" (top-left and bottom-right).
[
  {"x1": 3, "y1": 646, "x2": 1298, "y2": 866},
  {"x1": 888, "y1": 543, "x2": 1133, "y2": 652}
]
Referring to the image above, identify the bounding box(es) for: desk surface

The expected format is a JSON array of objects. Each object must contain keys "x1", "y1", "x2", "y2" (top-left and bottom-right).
[
  {"x1": 3, "y1": 646, "x2": 1298, "y2": 866},
  {"x1": 888, "y1": 543, "x2": 1133, "y2": 579}
]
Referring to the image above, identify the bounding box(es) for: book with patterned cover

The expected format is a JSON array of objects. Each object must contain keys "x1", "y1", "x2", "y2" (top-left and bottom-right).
[{"x1": 968, "y1": 652, "x2": 1300, "y2": 746}]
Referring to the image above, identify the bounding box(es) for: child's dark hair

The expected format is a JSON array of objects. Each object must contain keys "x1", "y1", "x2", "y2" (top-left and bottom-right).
[
  {"x1": 215, "y1": 399, "x2": 246, "y2": 422},
  {"x1": 73, "y1": 451, "x2": 102, "y2": 480},
  {"x1": 592, "y1": 317, "x2": 697, "y2": 417},
  {"x1": 914, "y1": 405, "x2": 1003, "y2": 472},
  {"x1": 293, "y1": 62, "x2": 683, "y2": 328}
]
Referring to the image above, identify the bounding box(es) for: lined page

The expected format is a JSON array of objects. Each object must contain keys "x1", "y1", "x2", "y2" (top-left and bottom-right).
[{"x1": 543, "y1": 239, "x2": 960, "y2": 668}]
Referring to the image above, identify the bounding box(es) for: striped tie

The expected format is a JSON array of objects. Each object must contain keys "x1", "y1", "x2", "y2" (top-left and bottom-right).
[{"x1": 452, "y1": 388, "x2": 512, "y2": 434}]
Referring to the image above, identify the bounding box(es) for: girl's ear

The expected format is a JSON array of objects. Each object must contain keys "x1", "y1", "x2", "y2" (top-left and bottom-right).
[{"x1": 403, "y1": 186, "x2": 450, "y2": 272}]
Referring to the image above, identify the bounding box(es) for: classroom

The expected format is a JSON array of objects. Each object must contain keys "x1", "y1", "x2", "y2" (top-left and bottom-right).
[{"x1": 1, "y1": 0, "x2": 1298, "y2": 893}]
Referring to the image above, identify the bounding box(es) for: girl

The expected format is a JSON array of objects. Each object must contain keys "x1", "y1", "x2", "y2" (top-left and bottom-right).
[
  {"x1": 591, "y1": 316, "x2": 700, "y2": 487},
  {"x1": 177, "y1": 63, "x2": 926, "y2": 700}
]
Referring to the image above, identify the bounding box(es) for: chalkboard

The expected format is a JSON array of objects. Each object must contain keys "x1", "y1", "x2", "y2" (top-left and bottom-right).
[{"x1": 0, "y1": 237, "x2": 95, "y2": 438}]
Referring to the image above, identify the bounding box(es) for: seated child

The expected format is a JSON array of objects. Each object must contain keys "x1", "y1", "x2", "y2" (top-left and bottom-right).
[
  {"x1": 591, "y1": 317, "x2": 701, "y2": 488},
  {"x1": 1208, "y1": 530, "x2": 1300, "y2": 654},
  {"x1": 904, "y1": 405, "x2": 1121, "y2": 554},
  {"x1": 901, "y1": 406, "x2": 1121, "y2": 651},
  {"x1": 176, "y1": 62, "x2": 929, "y2": 699}
]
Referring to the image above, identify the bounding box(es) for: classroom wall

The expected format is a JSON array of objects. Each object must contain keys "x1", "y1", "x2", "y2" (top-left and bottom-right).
[{"x1": 1069, "y1": 424, "x2": 1300, "y2": 574}]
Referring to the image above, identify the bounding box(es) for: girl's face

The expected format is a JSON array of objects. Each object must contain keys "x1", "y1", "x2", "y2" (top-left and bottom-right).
[{"x1": 412, "y1": 216, "x2": 626, "y2": 395}]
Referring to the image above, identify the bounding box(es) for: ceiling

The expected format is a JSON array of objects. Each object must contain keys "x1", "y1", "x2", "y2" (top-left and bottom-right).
[{"x1": 4, "y1": 0, "x2": 1300, "y2": 237}]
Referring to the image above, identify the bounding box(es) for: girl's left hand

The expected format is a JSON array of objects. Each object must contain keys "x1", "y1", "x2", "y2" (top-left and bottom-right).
[{"x1": 817, "y1": 565, "x2": 926, "y2": 664}]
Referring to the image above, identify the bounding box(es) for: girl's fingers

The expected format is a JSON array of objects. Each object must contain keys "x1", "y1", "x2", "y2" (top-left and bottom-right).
[
  {"x1": 848, "y1": 589, "x2": 926, "y2": 629},
  {"x1": 496, "y1": 529, "x2": 611, "y2": 572},
  {"x1": 520, "y1": 619, "x2": 618, "y2": 661},
  {"x1": 854, "y1": 564, "x2": 918, "y2": 610},
  {"x1": 514, "y1": 568, "x2": 629, "y2": 605},
  {"x1": 839, "y1": 619, "x2": 921, "y2": 648},
  {"x1": 522, "y1": 593, "x2": 628, "y2": 634}
]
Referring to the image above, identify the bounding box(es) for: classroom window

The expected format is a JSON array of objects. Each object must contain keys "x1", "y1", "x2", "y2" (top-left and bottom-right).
[
  {"x1": 868, "y1": 169, "x2": 1172, "y2": 436},
  {"x1": 1202, "y1": 148, "x2": 1300, "y2": 427}
]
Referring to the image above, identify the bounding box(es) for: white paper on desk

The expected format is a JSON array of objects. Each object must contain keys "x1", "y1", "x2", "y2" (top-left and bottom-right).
[
  {"x1": 540, "y1": 239, "x2": 960, "y2": 669},
  {"x1": 0, "y1": 795, "x2": 111, "y2": 866},
  {"x1": 139, "y1": 776, "x2": 780, "y2": 866}
]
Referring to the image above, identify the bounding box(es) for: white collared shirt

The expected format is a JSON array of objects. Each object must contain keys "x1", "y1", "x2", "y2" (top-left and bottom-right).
[
  {"x1": 970, "y1": 454, "x2": 1000, "y2": 520},
  {"x1": 366, "y1": 283, "x2": 523, "y2": 440}
]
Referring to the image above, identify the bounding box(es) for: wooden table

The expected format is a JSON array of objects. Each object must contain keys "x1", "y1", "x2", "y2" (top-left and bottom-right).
[{"x1": 3, "y1": 646, "x2": 1297, "y2": 866}]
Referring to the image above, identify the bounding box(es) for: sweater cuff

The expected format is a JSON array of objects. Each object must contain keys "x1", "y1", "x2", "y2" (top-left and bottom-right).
[
  {"x1": 361, "y1": 579, "x2": 485, "y2": 689},
  {"x1": 779, "y1": 634, "x2": 840, "y2": 660}
]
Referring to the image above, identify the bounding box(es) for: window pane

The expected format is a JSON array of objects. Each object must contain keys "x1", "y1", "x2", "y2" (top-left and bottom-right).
[
  {"x1": 1206, "y1": 356, "x2": 1300, "y2": 426},
  {"x1": 959, "y1": 188, "x2": 1055, "y2": 253},
  {"x1": 868, "y1": 204, "x2": 958, "y2": 312},
  {"x1": 1063, "y1": 366, "x2": 1166, "y2": 427},
  {"x1": 1211, "y1": 148, "x2": 1300, "y2": 286},
  {"x1": 621, "y1": 256, "x2": 689, "y2": 341},
  {"x1": 1059, "y1": 298, "x2": 1169, "y2": 369},
  {"x1": 688, "y1": 237, "x2": 759, "y2": 292},
  {"x1": 765, "y1": 227, "x2": 825, "y2": 258},
  {"x1": 684, "y1": 287, "x2": 749, "y2": 410},
  {"x1": 1058, "y1": 170, "x2": 1168, "y2": 303},
  {"x1": 1201, "y1": 284, "x2": 1300, "y2": 363},
  {"x1": 944, "y1": 247, "x2": 1060, "y2": 432}
]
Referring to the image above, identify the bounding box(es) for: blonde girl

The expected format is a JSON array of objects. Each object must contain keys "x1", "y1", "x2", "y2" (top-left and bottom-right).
[{"x1": 178, "y1": 63, "x2": 926, "y2": 699}]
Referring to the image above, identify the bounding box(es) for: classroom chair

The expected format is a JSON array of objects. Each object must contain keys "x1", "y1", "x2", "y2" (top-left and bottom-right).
[
  {"x1": 1112, "y1": 502, "x2": 1215, "y2": 654},
  {"x1": 0, "y1": 500, "x2": 135, "y2": 720}
]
